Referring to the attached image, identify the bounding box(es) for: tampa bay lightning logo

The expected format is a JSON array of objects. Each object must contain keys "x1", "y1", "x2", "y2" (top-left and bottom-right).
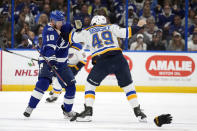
[{"x1": 56, "y1": 37, "x2": 69, "y2": 49}]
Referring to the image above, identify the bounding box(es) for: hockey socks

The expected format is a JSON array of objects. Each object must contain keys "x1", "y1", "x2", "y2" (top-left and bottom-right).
[{"x1": 122, "y1": 84, "x2": 139, "y2": 108}]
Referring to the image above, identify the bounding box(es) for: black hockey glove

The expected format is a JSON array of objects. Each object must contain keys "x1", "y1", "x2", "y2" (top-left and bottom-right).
[{"x1": 154, "y1": 114, "x2": 172, "y2": 127}]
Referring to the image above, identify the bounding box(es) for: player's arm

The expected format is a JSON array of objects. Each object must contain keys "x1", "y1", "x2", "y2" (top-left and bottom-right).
[
  {"x1": 111, "y1": 20, "x2": 146, "y2": 38},
  {"x1": 69, "y1": 30, "x2": 87, "y2": 44},
  {"x1": 60, "y1": 23, "x2": 73, "y2": 42}
]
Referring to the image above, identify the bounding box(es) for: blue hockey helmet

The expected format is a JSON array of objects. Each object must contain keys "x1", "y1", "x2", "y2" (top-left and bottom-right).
[{"x1": 50, "y1": 10, "x2": 65, "y2": 22}]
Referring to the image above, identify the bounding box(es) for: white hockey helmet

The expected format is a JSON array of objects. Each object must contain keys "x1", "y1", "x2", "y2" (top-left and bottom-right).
[{"x1": 91, "y1": 15, "x2": 107, "y2": 25}]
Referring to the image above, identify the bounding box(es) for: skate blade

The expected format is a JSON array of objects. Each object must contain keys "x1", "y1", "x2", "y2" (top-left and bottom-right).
[
  {"x1": 76, "y1": 116, "x2": 92, "y2": 122},
  {"x1": 138, "y1": 117, "x2": 147, "y2": 123}
]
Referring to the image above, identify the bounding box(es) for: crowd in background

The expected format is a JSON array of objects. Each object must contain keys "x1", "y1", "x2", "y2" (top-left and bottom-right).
[{"x1": 1, "y1": 0, "x2": 197, "y2": 51}]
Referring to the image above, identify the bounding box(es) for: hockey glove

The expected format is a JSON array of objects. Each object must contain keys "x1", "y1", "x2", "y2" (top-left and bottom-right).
[
  {"x1": 74, "y1": 20, "x2": 82, "y2": 32},
  {"x1": 154, "y1": 114, "x2": 172, "y2": 127}
]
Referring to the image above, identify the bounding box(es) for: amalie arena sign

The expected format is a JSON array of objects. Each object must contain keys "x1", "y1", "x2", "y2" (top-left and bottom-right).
[{"x1": 146, "y1": 55, "x2": 195, "y2": 77}]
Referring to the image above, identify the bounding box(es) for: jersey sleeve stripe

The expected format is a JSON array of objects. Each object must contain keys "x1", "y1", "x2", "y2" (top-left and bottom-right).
[
  {"x1": 45, "y1": 44, "x2": 56, "y2": 50},
  {"x1": 69, "y1": 32, "x2": 72, "y2": 44},
  {"x1": 71, "y1": 46, "x2": 80, "y2": 51},
  {"x1": 68, "y1": 65, "x2": 79, "y2": 70},
  {"x1": 79, "y1": 60, "x2": 86, "y2": 65},
  {"x1": 128, "y1": 27, "x2": 132, "y2": 38}
]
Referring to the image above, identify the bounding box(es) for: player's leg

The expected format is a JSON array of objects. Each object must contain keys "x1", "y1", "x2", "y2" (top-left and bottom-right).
[
  {"x1": 71, "y1": 59, "x2": 108, "y2": 122},
  {"x1": 46, "y1": 76, "x2": 62, "y2": 103},
  {"x1": 23, "y1": 63, "x2": 53, "y2": 117},
  {"x1": 57, "y1": 66, "x2": 77, "y2": 119},
  {"x1": 114, "y1": 54, "x2": 147, "y2": 122}
]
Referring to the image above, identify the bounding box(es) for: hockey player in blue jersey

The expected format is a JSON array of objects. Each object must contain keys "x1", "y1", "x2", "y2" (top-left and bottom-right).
[
  {"x1": 46, "y1": 43, "x2": 86, "y2": 103},
  {"x1": 23, "y1": 10, "x2": 77, "y2": 119}
]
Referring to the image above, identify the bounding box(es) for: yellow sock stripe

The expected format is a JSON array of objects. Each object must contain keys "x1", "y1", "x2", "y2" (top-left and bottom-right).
[
  {"x1": 127, "y1": 94, "x2": 137, "y2": 101},
  {"x1": 85, "y1": 94, "x2": 95, "y2": 99}
]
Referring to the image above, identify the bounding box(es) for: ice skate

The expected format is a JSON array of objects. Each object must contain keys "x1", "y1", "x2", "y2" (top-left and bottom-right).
[
  {"x1": 61, "y1": 105, "x2": 78, "y2": 120},
  {"x1": 70, "y1": 104, "x2": 93, "y2": 122},
  {"x1": 23, "y1": 106, "x2": 34, "y2": 117},
  {"x1": 134, "y1": 105, "x2": 147, "y2": 122},
  {"x1": 46, "y1": 96, "x2": 58, "y2": 103}
]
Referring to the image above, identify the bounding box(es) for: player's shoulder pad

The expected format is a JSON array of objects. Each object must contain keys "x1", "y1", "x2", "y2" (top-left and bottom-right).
[
  {"x1": 71, "y1": 43, "x2": 82, "y2": 51},
  {"x1": 43, "y1": 24, "x2": 56, "y2": 35},
  {"x1": 44, "y1": 24, "x2": 55, "y2": 32}
]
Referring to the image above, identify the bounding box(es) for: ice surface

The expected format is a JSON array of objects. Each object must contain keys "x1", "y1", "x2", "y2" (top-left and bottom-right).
[{"x1": 0, "y1": 92, "x2": 197, "y2": 131}]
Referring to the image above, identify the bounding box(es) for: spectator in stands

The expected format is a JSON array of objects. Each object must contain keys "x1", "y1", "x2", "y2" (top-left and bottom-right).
[
  {"x1": 147, "y1": 32, "x2": 166, "y2": 50},
  {"x1": 37, "y1": 13, "x2": 48, "y2": 26},
  {"x1": 17, "y1": 34, "x2": 33, "y2": 49},
  {"x1": 83, "y1": 16, "x2": 91, "y2": 28},
  {"x1": 188, "y1": 14, "x2": 197, "y2": 36},
  {"x1": 38, "y1": 34, "x2": 42, "y2": 48},
  {"x1": 191, "y1": 0, "x2": 197, "y2": 12},
  {"x1": 156, "y1": 4, "x2": 174, "y2": 29},
  {"x1": 128, "y1": 24, "x2": 151, "y2": 48},
  {"x1": 130, "y1": 33, "x2": 147, "y2": 50},
  {"x1": 171, "y1": 0, "x2": 185, "y2": 19},
  {"x1": 74, "y1": 4, "x2": 90, "y2": 25},
  {"x1": 188, "y1": 33, "x2": 197, "y2": 51},
  {"x1": 34, "y1": 25, "x2": 44, "y2": 45},
  {"x1": 139, "y1": 3, "x2": 155, "y2": 21},
  {"x1": 182, "y1": 9, "x2": 195, "y2": 29},
  {"x1": 88, "y1": 0, "x2": 107, "y2": 16},
  {"x1": 114, "y1": 0, "x2": 126, "y2": 23},
  {"x1": 119, "y1": 5, "x2": 138, "y2": 27},
  {"x1": 144, "y1": 17, "x2": 158, "y2": 41},
  {"x1": 23, "y1": 5, "x2": 35, "y2": 30},
  {"x1": 35, "y1": 3, "x2": 51, "y2": 24},
  {"x1": 189, "y1": 27, "x2": 197, "y2": 40},
  {"x1": 169, "y1": 15, "x2": 185, "y2": 38},
  {"x1": 132, "y1": 0, "x2": 144, "y2": 13},
  {"x1": 167, "y1": 31, "x2": 185, "y2": 51},
  {"x1": 156, "y1": 29, "x2": 168, "y2": 48},
  {"x1": 0, "y1": 30, "x2": 11, "y2": 48}
]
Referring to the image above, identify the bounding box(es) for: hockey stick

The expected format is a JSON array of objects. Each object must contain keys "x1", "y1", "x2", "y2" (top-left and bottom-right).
[
  {"x1": 3, "y1": 48, "x2": 38, "y2": 61},
  {"x1": 27, "y1": 39, "x2": 67, "y2": 86}
]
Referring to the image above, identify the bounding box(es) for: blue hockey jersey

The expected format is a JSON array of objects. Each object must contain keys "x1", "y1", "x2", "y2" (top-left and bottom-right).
[{"x1": 39, "y1": 23, "x2": 73, "y2": 68}]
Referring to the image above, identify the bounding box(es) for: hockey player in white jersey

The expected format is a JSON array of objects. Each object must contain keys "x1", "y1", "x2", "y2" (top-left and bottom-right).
[
  {"x1": 46, "y1": 43, "x2": 86, "y2": 102},
  {"x1": 69, "y1": 15, "x2": 147, "y2": 122}
]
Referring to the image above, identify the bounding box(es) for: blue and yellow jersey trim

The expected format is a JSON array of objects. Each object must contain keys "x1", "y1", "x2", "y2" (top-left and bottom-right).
[
  {"x1": 71, "y1": 43, "x2": 82, "y2": 51},
  {"x1": 84, "y1": 24, "x2": 112, "y2": 31},
  {"x1": 128, "y1": 26, "x2": 132, "y2": 38},
  {"x1": 69, "y1": 32, "x2": 74, "y2": 44},
  {"x1": 71, "y1": 45, "x2": 80, "y2": 51},
  {"x1": 79, "y1": 60, "x2": 86, "y2": 65},
  {"x1": 68, "y1": 65, "x2": 79, "y2": 70},
  {"x1": 91, "y1": 46, "x2": 122, "y2": 58}
]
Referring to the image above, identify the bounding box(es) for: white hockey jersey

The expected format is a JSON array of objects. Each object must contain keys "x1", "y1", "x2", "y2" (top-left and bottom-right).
[{"x1": 69, "y1": 24, "x2": 132, "y2": 58}]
